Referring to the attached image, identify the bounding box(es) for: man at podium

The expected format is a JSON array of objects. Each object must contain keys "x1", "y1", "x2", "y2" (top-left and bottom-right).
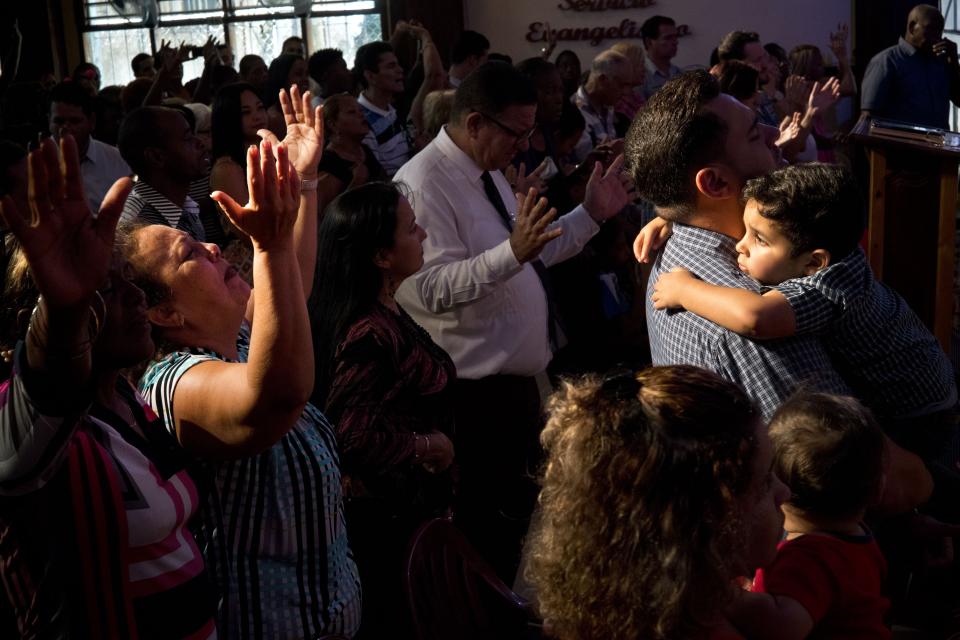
[{"x1": 861, "y1": 3, "x2": 960, "y2": 130}]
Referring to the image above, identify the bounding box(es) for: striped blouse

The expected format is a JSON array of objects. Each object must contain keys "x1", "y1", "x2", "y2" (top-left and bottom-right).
[
  {"x1": 139, "y1": 324, "x2": 362, "y2": 639},
  {"x1": 0, "y1": 348, "x2": 217, "y2": 639}
]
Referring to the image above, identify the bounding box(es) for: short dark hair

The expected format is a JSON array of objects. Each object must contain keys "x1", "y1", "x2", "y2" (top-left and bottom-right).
[
  {"x1": 718, "y1": 31, "x2": 761, "y2": 62},
  {"x1": 451, "y1": 61, "x2": 537, "y2": 122},
  {"x1": 49, "y1": 81, "x2": 95, "y2": 117},
  {"x1": 742, "y1": 163, "x2": 865, "y2": 260},
  {"x1": 515, "y1": 57, "x2": 555, "y2": 83},
  {"x1": 451, "y1": 30, "x2": 491, "y2": 65},
  {"x1": 770, "y1": 392, "x2": 886, "y2": 519},
  {"x1": 714, "y1": 60, "x2": 759, "y2": 102},
  {"x1": 131, "y1": 52, "x2": 152, "y2": 76},
  {"x1": 557, "y1": 99, "x2": 586, "y2": 139},
  {"x1": 487, "y1": 52, "x2": 512, "y2": 65},
  {"x1": 624, "y1": 70, "x2": 727, "y2": 217},
  {"x1": 353, "y1": 41, "x2": 394, "y2": 89},
  {"x1": 118, "y1": 106, "x2": 181, "y2": 175},
  {"x1": 308, "y1": 48, "x2": 345, "y2": 84},
  {"x1": 641, "y1": 15, "x2": 676, "y2": 43},
  {"x1": 239, "y1": 54, "x2": 266, "y2": 78},
  {"x1": 265, "y1": 54, "x2": 302, "y2": 107}
]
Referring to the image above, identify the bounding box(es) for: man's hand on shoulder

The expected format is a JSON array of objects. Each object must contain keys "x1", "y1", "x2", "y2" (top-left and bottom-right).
[{"x1": 583, "y1": 154, "x2": 636, "y2": 223}]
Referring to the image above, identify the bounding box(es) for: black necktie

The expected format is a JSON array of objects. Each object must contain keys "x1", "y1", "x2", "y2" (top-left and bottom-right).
[{"x1": 480, "y1": 171, "x2": 565, "y2": 352}]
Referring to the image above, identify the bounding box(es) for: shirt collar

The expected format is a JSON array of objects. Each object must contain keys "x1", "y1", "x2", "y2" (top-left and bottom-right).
[
  {"x1": 434, "y1": 126, "x2": 486, "y2": 184},
  {"x1": 358, "y1": 92, "x2": 394, "y2": 117},
  {"x1": 644, "y1": 56, "x2": 676, "y2": 79},
  {"x1": 898, "y1": 36, "x2": 919, "y2": 56},
  {"x1": 133, "y1": 180, "x2": 190, "y2": 214},
  {"x1": 81, "y1": 137, "x2": 100, "y2": 164},
  {"x1": 669, "y1": 222, "x2": 740, "y2": 259}
]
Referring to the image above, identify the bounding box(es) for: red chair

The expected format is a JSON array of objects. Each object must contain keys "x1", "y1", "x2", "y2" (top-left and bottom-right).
[{"x1": 405, "y1": 518, "x2": 542, "y2": 640}]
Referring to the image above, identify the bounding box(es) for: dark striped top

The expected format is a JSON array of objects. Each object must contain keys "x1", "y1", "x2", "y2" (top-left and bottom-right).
[
  {"x1": 0, "y1": 349, "x2": 217, "y2": 639},
  {"x1": 139, "y1": 324, "x2": 362, "y2": 639},
  {"x1": 324, "y1": 302, "x2": 455, "y2": 511}
]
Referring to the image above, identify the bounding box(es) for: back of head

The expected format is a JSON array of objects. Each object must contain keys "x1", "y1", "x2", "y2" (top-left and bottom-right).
[
  {"x1": 529, "y1": 365, "x2": 758, "y2": 640},
  {"x1": 239, "y1": 54, "x2": 265, "y2": 78},
  {"x1": 49, "y1": 81, "x2": 95, "y2": 118},
  {"x1": 266, "y1": 54, "x2": 301, "y2": 105},
  {"x1": 308, "y1": 48, "x2": 345, "y2": 84},
  {"x1": 610, "y1": 41, "x2": 646, "y2": 70},
  {"x1": 769, "y1": 392, "x2": 885, "y2": 519},
  {"x1": 714, "y1": 60, "x2": 760, "y2": 102},
  {"x1": 515, "y1": 57, "x2": 555, "y2": 83},
  {"x1": 451, "y1": 30, "x2": 491, "y2": 65},
  {"x1": 422, "y1": 89, "x2": 455, "y2": 139},
  {"x1": 718, "y1": 30, "x2": 761, "y2": 62},
  {"x1": 131, "y1": 52, "x2": 152, "y2": 77},
  {"x1": 624, "y1": 70, "x2": 726, "y2": 218},
  {"x1": 451, "y1": 61, "x2": 537, "y2": 124},
  {"x1": 309, "y1": 181, "x2": 403, "y2": 406},
  {"x1": 212, "y1": 82, "x2": 259, "y2": 164},
  {"x1": 589, "y1": 49, "x2": 628, "y2": 80},
  {"x1": 789, "y1": 45, "x2": 822, "y2": 80},
  {"x1": 742, "y1": 162, "x2": 865, "y2": 261},
  {"x1": 354, "y1": 41, "x2": 394, "y2": 89},
  {"x1": 118, "y1": 105, "x2": 175, "y2": 175},
  {"x1": 121, "y1": 78, "x2": 154, "y2": 113}
]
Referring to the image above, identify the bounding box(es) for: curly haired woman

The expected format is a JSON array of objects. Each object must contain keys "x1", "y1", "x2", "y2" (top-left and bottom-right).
[{"x1": 526, "y1": 365, "x2": 790, "y2": 640}]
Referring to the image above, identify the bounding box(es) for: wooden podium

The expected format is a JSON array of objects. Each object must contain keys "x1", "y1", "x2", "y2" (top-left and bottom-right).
[{"x1": 851, "y1": 118, "x2": 960, "y2": 352}]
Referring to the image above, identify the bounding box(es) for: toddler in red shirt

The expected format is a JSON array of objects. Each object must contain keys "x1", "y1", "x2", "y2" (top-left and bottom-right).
[{"x1": 730, "y1": 392, "x2": 891, "y2": 639}]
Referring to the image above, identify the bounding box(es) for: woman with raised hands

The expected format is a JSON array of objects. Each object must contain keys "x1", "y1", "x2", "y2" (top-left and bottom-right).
[
  {"x1": 127, "y1": 86, "x2": 361, "y2": 638},
  {"x1": 0, "y1": 135, "x2": 218, "y2": 638}
]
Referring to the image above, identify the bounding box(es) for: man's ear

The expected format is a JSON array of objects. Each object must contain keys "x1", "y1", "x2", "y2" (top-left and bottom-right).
[
  {"x1": 143, "y1": 147, "x2": 165, "y2": 171},
  {"x1": 463, "y1": 111, "x2": 484, "y2": 138},
  {"x1": 147, "y1": 303, "x2": 183, "y2": 329},
  {"x1": 694, "y1": 166, "x2": 738, "y2": 200},
  {"x1": 802, "y1": 248, "x2": 831, "y2": 275}
]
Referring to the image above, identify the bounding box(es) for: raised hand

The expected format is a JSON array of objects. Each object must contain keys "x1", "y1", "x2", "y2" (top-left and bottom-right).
[
  {"x1": 807, "y1": 77, "x2": 841, "y2": 114},
  {"x1": 829, "y1": 23, "x2": 849, "y2": 62},
  {"x1": 257, "y1": 84, "x2": 323, "y2": 179},
  {"x1": 776, "y1": 112, "x2": 802, "y2": 148},
  {"x1": 583, "y1": 154, "x2": 632, "y2": 223},
  {"x1": 784, "y1": 74, "x2": 810, "y2": 112},
  {"x1": 211, "y1": 140, "x2": 301, "y2": 251},
  {"x1": 202, "y1": 35, "x2": 222, "y2": 66},
  {"x1": 0, "y1": 136, "x2": 131, "y2": 310},
  {"x1": 509, "y1": 187, "x2": 561, "y2": 264},
  {"x1": 933, "y1": 38, "x2": 959, "y2": 66},
  {"x1": 505, "y1": 159, "x2": 548, "y2": 196}
]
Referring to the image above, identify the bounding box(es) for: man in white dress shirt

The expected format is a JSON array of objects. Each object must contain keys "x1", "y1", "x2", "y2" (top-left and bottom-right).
[
  {"x1": 48, "y1": 82, "x2": 131, "y2": 214},
  {"x1": 394, "y1": 61, "x2": 632, "y2": 581}
]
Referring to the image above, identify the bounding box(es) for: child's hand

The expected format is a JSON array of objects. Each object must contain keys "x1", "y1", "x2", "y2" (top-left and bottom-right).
[
  {"x1": 651, "y1": 267, "x2": 694, "y2": 309},
  {"x1": 633, "y1": 216, "x2": 672, "y2": 263}
]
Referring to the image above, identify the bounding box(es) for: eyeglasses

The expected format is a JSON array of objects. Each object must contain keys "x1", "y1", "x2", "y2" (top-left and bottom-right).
[{"x1": 478, "y1": 112, "x2": 536, "y2": 144}]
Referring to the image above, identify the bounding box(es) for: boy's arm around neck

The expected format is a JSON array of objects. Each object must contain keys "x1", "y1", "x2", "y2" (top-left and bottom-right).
[{"x1": 652, "y1": 269, "x2": 797, "y2": 338}]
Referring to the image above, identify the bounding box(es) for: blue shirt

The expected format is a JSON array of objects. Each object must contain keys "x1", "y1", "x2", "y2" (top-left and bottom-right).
[
  {"x1": 139, "y1": 324, "x2": 362, "y2": 640},
  {"x1": 861, "y1": 37, "x2": 955, "y2": 129},
  {"x1": 774, "y1": 247, "x2": 956, "y2": 419},
  {"x1": 647, "y1": 224, "x2": 849, "y2": 420}
]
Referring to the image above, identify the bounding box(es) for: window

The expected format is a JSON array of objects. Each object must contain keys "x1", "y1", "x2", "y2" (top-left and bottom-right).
[{"x1": 82, "y1": 0, "x2": 382, "y2": 88}]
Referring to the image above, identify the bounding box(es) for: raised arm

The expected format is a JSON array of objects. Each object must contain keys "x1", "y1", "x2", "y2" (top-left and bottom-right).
[
  {"x1": 169, "y1": 140, "x2": 312, "y2": 458},
  {"x1": 405, "y1": 22, "x2": 446, "y2": 141},
  {"x1": 0, "y1": 135, "x2": 131, "y2": 489},
  {"x1": 652, "y1": 269, "x2": 797, "y2": 338},
  {"x1": 256, "y1": 85, "x2": 323, "y2": 308}
]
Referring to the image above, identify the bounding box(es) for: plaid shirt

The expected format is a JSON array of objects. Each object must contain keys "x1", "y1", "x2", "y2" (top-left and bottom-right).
[
  {"x1": 647, "y1": 224, "x2": 849, "y2": 419},
  {"x1": 776, "y1": 247, "x2": 957, "y2": 418}
]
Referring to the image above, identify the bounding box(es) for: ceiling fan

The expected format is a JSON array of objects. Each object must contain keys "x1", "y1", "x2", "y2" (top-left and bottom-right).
[{"x1": 105, "y1": 0, "x2": 159, "y2": 28}]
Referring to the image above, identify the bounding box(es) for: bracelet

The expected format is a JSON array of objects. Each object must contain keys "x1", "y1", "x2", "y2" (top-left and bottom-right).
[{"x1": 300, "y1": 177, "x2": 318, "y2": 192}]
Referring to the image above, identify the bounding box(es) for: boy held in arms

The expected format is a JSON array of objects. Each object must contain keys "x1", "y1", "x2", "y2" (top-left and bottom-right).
[
  {"x1": 644, "y1": 163, "x2": 956, "y2": 467},
  {"x1": 730, "y1": 392, "x2": 891, "y2": 639}
]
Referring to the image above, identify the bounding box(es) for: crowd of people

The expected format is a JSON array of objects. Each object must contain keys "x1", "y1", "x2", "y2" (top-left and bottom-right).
[{"x1": 1, "y1": 3, "x2": 960, "y2": 638}]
